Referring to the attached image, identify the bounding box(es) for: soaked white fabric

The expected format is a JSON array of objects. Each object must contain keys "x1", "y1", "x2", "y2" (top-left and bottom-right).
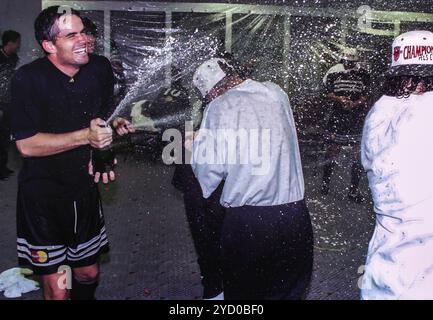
[
  {"x1": 361, "y1": 91, "x2": 433, "y2": 299},
  {"x1": 192, "y1": 79, "x2": 304, "y2": 207}
]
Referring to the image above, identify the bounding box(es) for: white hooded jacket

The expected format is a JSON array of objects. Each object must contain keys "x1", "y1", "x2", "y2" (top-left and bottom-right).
[
  {"x1": 361, "y1": 91, "x2": 433, "y2": 299},
  {"x1": 191, "y1": 79, "x2": 305, "y2": 207}
]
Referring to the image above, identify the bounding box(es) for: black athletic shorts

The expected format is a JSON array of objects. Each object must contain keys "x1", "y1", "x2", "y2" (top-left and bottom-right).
[{"x1": 16, "y1": 185, "x2": 109, "y2": 275}]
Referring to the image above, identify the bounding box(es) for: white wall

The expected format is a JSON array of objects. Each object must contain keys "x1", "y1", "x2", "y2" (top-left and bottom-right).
[{"x1": 0, "y1": 0, "x2": 42, "y2": 66}]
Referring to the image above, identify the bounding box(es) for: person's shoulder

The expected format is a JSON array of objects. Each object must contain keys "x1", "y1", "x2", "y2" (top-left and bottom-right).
[
  {"x1": 230, "y1": 79, "x2": 281, "y2": 94},
  {"x1": 261, "y1": 80, "x2": 286, "y2": 94},
  {"x1": 325, "y1": 68, "x2": 343, "y2": 83},
  {"x1": 327, "y1": 63, "x2": 345, "y2": 74},
  {"x1": 224, "y1": 80, "x2": 289, "y2": 110},
  {"x1": 369, "y1": 94, "x2": 399, "y2": 112},
  {"x1": 18, "y1": 57, "x2": 47, "y2": 71},
  {"x1": 364, "y1": 95, "x2": 394, "y2": 126},
  {"x1": 261, "y1": 80, "x2": 279, "y2": 89},
  {"x1": 419, "y1": 91, "x2": 433, "y2": 101},
  {"x1": 89, "y1": 54, "x2": 111, "y2": 67},
  {"x1": 87, "y1": 54, "x2": 113, "y2": 76},
  {"x1": 260, "y1": 81, "x2": 290, "y2": 102},
  {"x1": 13, "y1": 57, "x2": 47, "y2": 82},
  {"x1": 219, "y1": 79, "x2": 257, "y2": 102},
  {"x1": 207, "y1": 88, "x2": 237, "y2": 118},
  {"x1": 372, "y1": 95, "x2": 390, "y2": 107},
  {"x1": 415, "y1": 91, "x2": 433, "y2": 112},
  {"x1": 89, "y1": 54, "x2": 110, "y2": 63}
]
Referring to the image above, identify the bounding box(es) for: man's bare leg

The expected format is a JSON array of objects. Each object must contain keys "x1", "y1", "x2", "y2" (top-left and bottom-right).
[
  {"x1": 70, "y1": 264, "x2": 100, "y2": 300},
  {"x1": 41, "y1": 273, "x2": 69, "y2": 300}
]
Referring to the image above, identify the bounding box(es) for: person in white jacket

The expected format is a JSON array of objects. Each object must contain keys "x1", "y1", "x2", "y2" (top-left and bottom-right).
[
  {"x1": 190, "y1": 58, "x2": 313, "y2": 300},
  {"x1": 361, "y1": 30, "x2": 433, "y2": 299}
]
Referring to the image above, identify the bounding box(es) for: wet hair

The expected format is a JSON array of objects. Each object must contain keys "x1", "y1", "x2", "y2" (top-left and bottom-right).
[
  {"x1": 384, "y1": 75, "x2": 433, "y2": 98},
  {"x1": 217, "y1": 59, "x2": 236, "y2": 77},
  {"x1": 34, "y1": 5, "x2": 81, "y2": 47},
  {"x1": 82, "y1": 17, "x2": 98, "y2": 37},
  {"x1": 2, "y1": 30, "x2": 21, "y2": 46},
  {"x1": 217, "y1": 52, "x2": 252, "y2": 80}
]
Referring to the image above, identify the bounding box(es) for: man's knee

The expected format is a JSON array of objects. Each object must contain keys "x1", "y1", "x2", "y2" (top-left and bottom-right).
[
  {"x1": 73, "y1": 265, "x2": 99, "y2": 282},
  {"x1": 71, "y1": 265, "x2": 99, "y2": 300},
  {"x1": 42, "y1": 274, "x2": 69, "y2": 300}
]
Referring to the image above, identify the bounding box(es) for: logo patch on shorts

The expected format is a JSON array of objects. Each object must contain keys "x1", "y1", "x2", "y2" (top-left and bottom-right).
[{"x1": 31, "y1": 250, "x2": 49, "y2": 264}]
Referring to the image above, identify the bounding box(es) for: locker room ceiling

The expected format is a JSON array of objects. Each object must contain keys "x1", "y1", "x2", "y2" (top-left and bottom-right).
[{"x1": 56, "y1": 0, "x2": 433, "y2": 14}]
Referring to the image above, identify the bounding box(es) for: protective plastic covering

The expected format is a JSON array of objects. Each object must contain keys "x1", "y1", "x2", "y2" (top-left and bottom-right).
[
  {"x1": 80, "y1": 11, "x2": 317, "y2": 132},
  {"x1": 76, "y1": 7, "x2": 432, "y2": 143}
]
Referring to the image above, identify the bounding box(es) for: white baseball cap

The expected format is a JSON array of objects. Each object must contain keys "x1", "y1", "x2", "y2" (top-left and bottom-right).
[
  {"x1": 388, "y1": 30, "x2": 433, "y2": 77},
  {"x1": 193, "y1": 58, "x2": 229, "y2": 97}
]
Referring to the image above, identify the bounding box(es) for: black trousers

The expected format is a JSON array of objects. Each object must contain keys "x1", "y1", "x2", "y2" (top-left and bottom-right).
[
  {"x1": 221, "y1": 200, "x2": 313, "y2": 300},
  {"x1": 173, "y1": 165, "x2": 226, "y2": 298}
]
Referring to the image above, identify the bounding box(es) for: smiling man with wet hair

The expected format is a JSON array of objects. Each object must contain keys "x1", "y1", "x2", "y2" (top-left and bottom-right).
[{"x1": 10, "y1": 6, "x2": 132, "y2": 300}]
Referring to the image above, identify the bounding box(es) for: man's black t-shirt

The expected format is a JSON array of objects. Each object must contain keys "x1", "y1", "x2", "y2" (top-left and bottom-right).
[
  {"x1": 325, "y1": 67, "x2": 370, "y2": 135},
  {"x1": 10, "y1": 55, "x2": 115, "y2": 199}
]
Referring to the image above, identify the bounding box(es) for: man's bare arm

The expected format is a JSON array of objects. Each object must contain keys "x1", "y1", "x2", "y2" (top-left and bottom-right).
[
  {"x1": 16, "y1": 118, "x2": 113, "y2": 158},
  {"x1": 17, "y1": 129, "x2": 89, "y2": 158}
]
